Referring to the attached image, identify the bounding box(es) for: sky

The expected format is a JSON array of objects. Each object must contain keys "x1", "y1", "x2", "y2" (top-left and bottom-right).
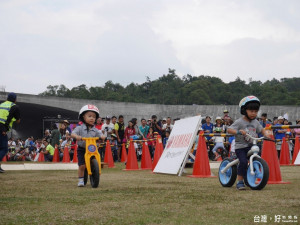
[{"x1": 1, "y1": 0, "x2": 300, "y2": 95}]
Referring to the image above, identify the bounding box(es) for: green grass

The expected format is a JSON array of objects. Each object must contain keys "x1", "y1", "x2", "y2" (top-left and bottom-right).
[{"x1": 0, "y1": 163, "x2": 299, "y2": 225}]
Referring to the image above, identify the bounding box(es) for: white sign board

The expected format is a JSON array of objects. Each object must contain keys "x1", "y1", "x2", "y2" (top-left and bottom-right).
[{"x1": 153, "y1": 115, "x2": 201, "y2": 175}]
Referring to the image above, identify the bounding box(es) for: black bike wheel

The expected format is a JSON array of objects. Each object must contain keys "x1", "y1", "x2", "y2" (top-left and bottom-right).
[
  {"x1": 84, "y1": 168, "x2": 88, "y2": 185},
  {"x1": 218, "y1": 157, "x2": 237, "y2": 187},
  {"x1": 90, "y1": 158, "x2": 100, "y2": 188},
  {"x1": 244, "y1": 158, "x2": 269, "y2": 190}
]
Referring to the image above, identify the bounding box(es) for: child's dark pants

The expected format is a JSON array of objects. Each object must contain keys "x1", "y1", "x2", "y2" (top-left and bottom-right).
[{"x1": 236, "y1": 146, "x2": 251, "y2": 178}]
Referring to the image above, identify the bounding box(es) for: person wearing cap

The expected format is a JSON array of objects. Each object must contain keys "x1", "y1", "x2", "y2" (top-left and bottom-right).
[
  {"x1": 274, "y1": 116, "x2": 287, "y2": 158},
  {"x1": 162, "y1": 117, "x2": 173, "y2": 134},
  {"x1": 222, "y1": 109, "x2": 230, "y2": 121},
  {"x1": 59, "y1": 120, "x2": 70, "y2": 138},
  {"x1": 214, "y1": 116, "x2": 224, "y2": 132},
  {"x1": 101, "y1": 116, "x2": 115, "y2": 140},
  {"x1": 0, "y1": 92, "x2": 21, "y2": 173}
]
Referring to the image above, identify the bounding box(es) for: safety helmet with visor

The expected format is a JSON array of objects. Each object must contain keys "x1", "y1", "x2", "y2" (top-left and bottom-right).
[{"x1": 78, "y1": 105, "x2": 100, "y2": 122}]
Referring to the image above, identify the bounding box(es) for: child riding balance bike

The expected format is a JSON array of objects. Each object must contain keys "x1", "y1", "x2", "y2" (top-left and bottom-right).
[
  {"x1": 221, "y1": 96, "x2": 271, "y2": 190},
  {"x1": 71, "y1": 105, "x2": 103, "y2": 188}
]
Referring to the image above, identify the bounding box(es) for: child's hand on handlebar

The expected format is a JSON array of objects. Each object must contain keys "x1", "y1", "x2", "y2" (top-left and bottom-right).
[{"x1": 237, "y1": 129, "x2": 247, "y2": 136}]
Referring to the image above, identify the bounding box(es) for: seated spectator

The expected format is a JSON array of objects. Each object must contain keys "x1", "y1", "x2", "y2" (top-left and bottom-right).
[
  {"x1": 61, "y1": 133, "x2": 73, "y2": 161},
  {"x1": 42, "y1": 139, "x2": 55, "y2": 162},
  {"x1": 211, "y1": 127, "x2": 225, "y2": 160}
]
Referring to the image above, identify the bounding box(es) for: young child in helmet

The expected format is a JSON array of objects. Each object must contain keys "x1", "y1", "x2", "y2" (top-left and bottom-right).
[
  {"x1": 71, "y1": 104, "x2": 103, "y2": 187},
  {"x1": 227, "y1": 96, "x2": 270, "y2": 190}
]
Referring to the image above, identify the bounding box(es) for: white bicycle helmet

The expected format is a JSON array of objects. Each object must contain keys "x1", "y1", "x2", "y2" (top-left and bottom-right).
[
  {"x1": 239, "y1": 96, "x2": 260, "y2": 115},
  {"x1": 78, "y1": 105, "x2": 100, "y2": 121}
]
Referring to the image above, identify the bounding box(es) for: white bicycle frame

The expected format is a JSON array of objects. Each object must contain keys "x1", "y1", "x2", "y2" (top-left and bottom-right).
[{"x1": 220, "y1": 135, "x2": 264, "y2": 176}]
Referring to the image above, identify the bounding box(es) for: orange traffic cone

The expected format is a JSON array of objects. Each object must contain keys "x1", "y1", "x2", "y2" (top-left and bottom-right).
[
  {"x1": 279, "y1": 138, "x2": 291, "y2": 165},
  {"x1": 38, "y1": 152, "x2": 45, "y2": 162},
  {"x1": 124, "y1": 139, "x2": 139, "y2": 170},
  {"x1": 2, "y1": 155, "x2": 7, "y2": 162},
  {"x1": 152, "y1": 135, "x2": 164, "y2": 171},
  {"x1": 52, "y1": 146, "x2": 60, "y2": 162},
  {"x1": 188, "y1": 131, "x2": 216, "y2": 178},
  {"x1": 62, "y1": 146, "x2": 70, "y2": 163},
  {"x1": 104, "y1": 140, "x2": 115, "y2": 168},
  {"x1": 141, "y1": 139, "x2": 152, "y2": 170},
  {"x1": 120, "y1": 143, "x2": 127, "y2": 162},
  {"x1": 261, "y1": 135, "x2": 290, "y2": 184},
  {"x1": 292, "y1": 137, "x2": 300, "y2": 165},
  {"x1": 72, "y1": 144, "x2": 78, "y2": 163}
]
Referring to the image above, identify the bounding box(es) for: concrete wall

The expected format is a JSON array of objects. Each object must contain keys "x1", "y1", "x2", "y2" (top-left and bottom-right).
[{"x1": 1, "y1": 92, "x2": 300, "y2": 123}]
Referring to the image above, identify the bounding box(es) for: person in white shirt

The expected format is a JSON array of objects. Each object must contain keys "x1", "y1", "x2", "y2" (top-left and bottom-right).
[{"x1": 101, "y1": 116, "x2": 115, "y2": 140}]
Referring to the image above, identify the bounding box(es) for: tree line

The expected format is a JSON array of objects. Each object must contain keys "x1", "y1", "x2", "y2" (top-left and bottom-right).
[{"x1": 39, "y1": 69, "x2": 300, "y2": 105}]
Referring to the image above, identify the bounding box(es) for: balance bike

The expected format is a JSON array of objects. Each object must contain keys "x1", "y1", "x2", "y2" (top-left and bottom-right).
[
  {"x1": 218, "y1": 134, "x2": 270, "y2": 190},
  {"x1": 82, "y1": 137, "x2": 101, "y2": 188}
]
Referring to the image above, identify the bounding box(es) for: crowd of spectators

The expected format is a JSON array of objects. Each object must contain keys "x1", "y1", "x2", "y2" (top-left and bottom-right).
[{"x1": 3, "y1": 110, "x2": 300, "y2": 162}]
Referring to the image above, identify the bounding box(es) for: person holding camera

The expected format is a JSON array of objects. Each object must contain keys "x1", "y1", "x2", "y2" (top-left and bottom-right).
[
  {"x1": 150, "y1": 115, "x2": 162, "y2": 135},
  {"x1": 101, "y1": 116, "x2": 114, "y2": 141}
]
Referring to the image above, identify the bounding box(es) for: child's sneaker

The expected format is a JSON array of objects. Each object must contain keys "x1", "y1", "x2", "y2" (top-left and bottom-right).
[
  {"x1": 236, "y1": 181, "x2": 246, "y2": 190},
  {"x1": 77, "y1": 179, "x2": 84, "y2": 187}
]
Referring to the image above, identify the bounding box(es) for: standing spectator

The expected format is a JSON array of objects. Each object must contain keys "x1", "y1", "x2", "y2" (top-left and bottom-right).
[
  {"x1": 274, "y1": 116, "x2": 287, "y2": 158},
  {"x1": 139, "y1": 118, "x2": 150, "y2": 138},
  {"x1": 111, "y1": 116, "x2": 117, "y2": 126},
  {"x1": 44, "y1": 129, "x2": 51, "y2": 143},
  {"x1": 0, "y1": 93, "x2": 21, "y2": 172},
  {"x1": 63, "y1": 120, "x2": 72, "y2": 133},
  {"x1": 115, "y1": 115, "x2": 125, "y2": 161},
  {"x1": 115, "y1": 115, "x2": 125, "y2": 143},
  {"x1": 162, "y1": 117, "x2": 173, "y2": 135},
  {"x1": 202, "y1": 116, "x2": 214, "y2": 139},
  {"x1": 101, "y1": 116, "x2": 114, "y2": 140},
  {"x1": 41, "y1": 139, "x2": 54, "y2": 162},
  {"x1": 131, "y1": 118, "x2": 143, "y2": 139},
  {"x1": 149, "y1": 115, "x2": 162, "y2": 135},
  {"x1": 110, "y1": 134, "x2": 118, "y2": 162},
  {"x1": 147, "y1": 127, "x2": 155, "y2": 159},
  {"x1": 60, "y1": 120, "x2": 70, "y2": 138},
  {"x1": 260, "y1": 113, "x2": 271, "y2": 128},
  {"x1": 50, "y1": 123, "x2": 60, "y2": 148},
  {"x1": 124, "y1": 120, "x2": 135, "y2": 143},
  {"x1": 222, "y1": 109, "x2": 230, "y2": 121},
  {"x1": 273, "y1": 117, "x2": 278, "y2": 125},
  {"x1": 294, "y1": 119, "x2": 300, "y2": 138},
  {"x1": 163, "y1": 131, "x2": 170, "y2": 148},
  {"x1": 214, "y1": 116, "x2": 224, "y2": 132},
  {"x1": 95, "y1": 117, "x2": 103, "y2": 130}
]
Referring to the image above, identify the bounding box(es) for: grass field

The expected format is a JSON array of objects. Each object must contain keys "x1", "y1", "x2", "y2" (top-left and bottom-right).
[{"x1": 0, "y1": 163, "x2": 299, "y2": 225}]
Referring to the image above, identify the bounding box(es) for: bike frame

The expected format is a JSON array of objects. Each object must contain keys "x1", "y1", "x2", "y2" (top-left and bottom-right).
[
  {"x1": 220, "y1": 135, "x2": 263, "y2": 175},
  {"x1": 82, "y1": 137, "x2": 101, "y2": 176}
]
